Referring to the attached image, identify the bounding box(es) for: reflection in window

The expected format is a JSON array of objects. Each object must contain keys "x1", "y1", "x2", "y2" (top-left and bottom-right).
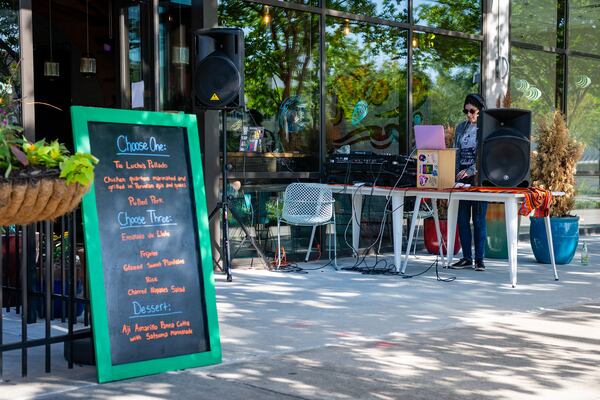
[
  {"x1": 159, "y1": 1, "x2": 192, "y2": 112},
  {"x1": 413, "y1": 0, "x2": 481, "y2": 34},
  {"x1": 569, "y1": 0, "x2": 600, "y2": 56},
  {"x1": 509, "y1": 47, "x2": 558, "y2": 123},
  {"x1": 412, "y1": 33, "x2": 480, "y2": 144},
  {"x1": 326, "y1": 0, "x2": 408, "y2": 22},
  {"x1": 128, "y1": 6, "x2": 142, "y2": 83},
  {"x1": 510, "y1": 0, "x2": 559, "y2": 47},
  {"x1": 567, "y1": 56, "x2": 600, "y2": 197},
  {"x1": 326, "y1": 18, "x2": 407, "y2": 155},
  {"x1": 219, "y1": 1, "x2": 320, "y2": 173},
  {"x1": 0, "y1": 0, "x2": 20, "y2": 124}
]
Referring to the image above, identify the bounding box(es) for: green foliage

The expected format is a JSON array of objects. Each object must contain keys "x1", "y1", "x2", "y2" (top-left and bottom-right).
[
  {"x1": 59, "y1": 152, "x2": 99, "y2": 186},
  {"x1": 0, "y1": 129, "x2": 22, "y2": 177},
  {"x1": 0, "y1": 60, "x2": 97, "y2": 186},
  {"x1": 23, "y1": 139, "x2": 69, "y2": 168}
]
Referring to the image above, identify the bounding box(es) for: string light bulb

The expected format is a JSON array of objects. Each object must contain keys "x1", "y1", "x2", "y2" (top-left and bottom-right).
[
  {"x1": 411, "y1": 37, "x2": 418, "y2": 48},
  {"x1": 262, "y1": 5, "x2": 271, "y2": 25},
  {"x1": 343, "y1": 19, "x2": 350, "y2": 35}
]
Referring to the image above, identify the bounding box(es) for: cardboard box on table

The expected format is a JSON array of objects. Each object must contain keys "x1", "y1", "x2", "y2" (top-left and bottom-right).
[{"x1": 416, "y1": 149, "x2": 456, "y2": 189}]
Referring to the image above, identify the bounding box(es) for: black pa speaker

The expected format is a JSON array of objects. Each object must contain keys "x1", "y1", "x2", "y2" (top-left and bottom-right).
[
  {"x1": 477, "y1": 108, "x2": 531, "y2": 188},
  {"x1": 194, "y1": 28, "x2": 244, "y2": 110}
]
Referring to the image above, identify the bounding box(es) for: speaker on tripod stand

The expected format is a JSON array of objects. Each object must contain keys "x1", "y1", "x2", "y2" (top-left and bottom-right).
[
  {"x1": 194, "y1": 27, "x2": 268, "y2": 282},
  {"x1": 477, "y1": 108, "x2": 532, "y2": 188}
]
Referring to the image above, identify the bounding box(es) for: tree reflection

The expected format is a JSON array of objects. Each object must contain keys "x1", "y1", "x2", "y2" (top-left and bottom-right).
[{"x1": 219, "y1": 0, "x2": 319, "y2": 155}]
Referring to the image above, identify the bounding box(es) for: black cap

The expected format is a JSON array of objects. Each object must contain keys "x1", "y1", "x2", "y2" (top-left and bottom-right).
[{"x1": 464, "y1": 93, "x2": 486, "y2": 110}]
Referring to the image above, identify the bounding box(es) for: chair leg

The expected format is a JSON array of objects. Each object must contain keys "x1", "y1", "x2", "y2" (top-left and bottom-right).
[
  {"x1": 413, "y1": 217, "x2": 420, "y2": 256},
  {"x1": 332, "y1": 216, "x2": 338, "y2": 270},
  {"x1": 306, "y1": 225, "x2": 317, "y2": 262},
  {"x1": 277, "y1": 217, "x2": 282, "y2": 268}
]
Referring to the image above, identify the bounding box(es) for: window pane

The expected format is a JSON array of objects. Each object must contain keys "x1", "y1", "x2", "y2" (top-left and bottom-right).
[
  {"x1": 326, "y1": 0, "x2": 408, "y2": 22},
  {"x1": 569, "y1": 0, "x2": 600, "y2": 55},
  {"x1": 326, "y1": 18, "x2": 408, "y2": 155},
  {"x1": 412, "y1": 33, "x2": 480, "y2": 144},
  {"x1": 128, "y1": 6, "x2": 142, "y2": 83},
  {"x1": 568, "y1": 56, "x2": 600, "y2": 198},
  {"x1": 0, "y1": 0, "x2": 20, "y2": 124},
  {"x1": 159, "y1": 1, "x2": 193, "y2": 112},
  {"x1": 413, "y1": 0, "x2": 482, "y2": 34},
  {"x1": 219, "y1": 1, "x2": 320, "y2": 173},
  {"x1": 509, "y1": 47, "x2": 558, "y2": 123},
  {"x1": 510, "y1": 0, "x2": 559, "y2": 47}
]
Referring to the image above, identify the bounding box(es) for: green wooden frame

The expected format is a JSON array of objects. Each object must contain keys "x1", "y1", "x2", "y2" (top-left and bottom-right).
[{"x1": 71, "y1": 106, "x2": 221, "y2": 383}]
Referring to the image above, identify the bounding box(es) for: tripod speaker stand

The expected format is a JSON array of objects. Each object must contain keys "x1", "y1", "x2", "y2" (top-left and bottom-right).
[{"x1": 208, "y1": 111, "x2": 270, "y2": 282}]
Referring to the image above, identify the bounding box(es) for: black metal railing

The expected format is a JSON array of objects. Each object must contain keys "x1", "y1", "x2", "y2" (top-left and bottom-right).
[{"x1": 0, "y1": 211, "x2": 91, "y2": 378}]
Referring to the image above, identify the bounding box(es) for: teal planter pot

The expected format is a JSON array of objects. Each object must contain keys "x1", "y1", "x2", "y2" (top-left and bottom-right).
[
  {"x1": 485, "y1": 203, "x2": 521, "y2": 259},
  {"x1": 530, "y1": 216, "x2": 579, "y2": 264}
]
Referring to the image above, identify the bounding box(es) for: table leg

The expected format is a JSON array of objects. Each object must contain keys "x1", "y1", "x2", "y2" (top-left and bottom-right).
[
  {"x1": 446, "y1": 199, "x2": 459, "y2": 268},
  {"x1": 544, "y1": 216, "x2": 559, "y2": 281},
  {"x1": 392, "y1": 193, "x2": 405, "y2": 272},
  {"x1": 352, "y1": 193, "x2": 363, "y2": 257},
  {"x1": 505, "y1": 199, "x2": 519, "y2": 287},
  {"x1": 402, "y1": 195, "x2": 422, "y2": 274},
  {"x1": 431, "y1": 199, "x2": 446, "y2": 268}
]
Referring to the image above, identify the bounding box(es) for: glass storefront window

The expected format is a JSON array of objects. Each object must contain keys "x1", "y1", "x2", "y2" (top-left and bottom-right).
[
  {"x1": 326, "y1": 0, "x2": 408, "y2": 22},
  {"x1": 159, "y1": 1, "x2": 193, "y2": 112},
  {"x1": 569, "y1": 0, "x2": 600, "y2": 56},
  {"x1": 128, "y1": 6, "x2": 142, "y2": 84},
  {"x1": 219, "y1": 0, "x2": 320, "y2": 173},
  {"x1": 510, "y1": 0, "x2": 559, "y2": 47},
  {"x1": 0, "y1": 0, "x2": 21, "y2": 124},
  {"x1": 413, "y1": 0, "x2": 482, "y2": 34},
  {"x1": 509, "y1": 47, "x2": 558, "y2": 124},
  {"x1": 412, "y1": 32, "x2": 480, "y2": 145},
  {"x1": 568, "y1": 56, "x2": 600, "y2": 198},
  {"x1": 326, "y1": 18, "x2": 407, "y2": 155}
]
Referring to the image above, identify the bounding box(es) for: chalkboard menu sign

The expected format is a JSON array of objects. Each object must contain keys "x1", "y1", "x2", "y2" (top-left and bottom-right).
[{"x1": 71, "y1": 107, "x2": 221, "y2": 383}]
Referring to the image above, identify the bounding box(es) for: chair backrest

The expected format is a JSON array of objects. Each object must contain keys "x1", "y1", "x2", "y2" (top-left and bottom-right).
[{"x1": 282, "y1": 183, "x2": 334, "y2": 225}]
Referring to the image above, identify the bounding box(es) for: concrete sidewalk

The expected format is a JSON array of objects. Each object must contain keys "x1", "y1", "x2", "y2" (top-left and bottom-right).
[{"x1": 1, "y1": 235, "x2": 599, "y2": 399}]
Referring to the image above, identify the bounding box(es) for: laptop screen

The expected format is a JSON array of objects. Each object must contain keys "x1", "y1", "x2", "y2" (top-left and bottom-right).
[{"x1": 414, "y1": 125, "x2": 446, "y2": 150}]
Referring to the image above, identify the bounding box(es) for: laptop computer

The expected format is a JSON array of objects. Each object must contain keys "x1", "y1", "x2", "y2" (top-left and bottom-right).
[{"x1": 414, "y1": 125, "x2": 446, "y2": 150}]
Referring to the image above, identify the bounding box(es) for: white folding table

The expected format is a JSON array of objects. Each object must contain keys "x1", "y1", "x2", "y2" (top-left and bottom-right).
[
  {"x1": 400, "y1": 189, "x2": 559, "y2": 286},
  {"x1": 444, "y1": 190, "x2": 559, "y2": 287}
]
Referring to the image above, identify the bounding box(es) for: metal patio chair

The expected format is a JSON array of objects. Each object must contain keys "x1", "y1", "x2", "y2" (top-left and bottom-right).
[{"x1": 276, "y1": 183, "x2": 338, "y2": 269}]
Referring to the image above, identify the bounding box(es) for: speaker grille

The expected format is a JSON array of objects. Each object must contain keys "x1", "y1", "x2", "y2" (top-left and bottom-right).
[
  {"x1": 194, "y1": 54, "x2": 240, "y2": 108},
  {"x1": 481, "y1": 135, "x2": 530, "y2": 187}
]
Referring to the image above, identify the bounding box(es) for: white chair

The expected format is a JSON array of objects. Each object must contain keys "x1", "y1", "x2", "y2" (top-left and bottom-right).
[{"x1": 276, "y1": 183, "x2": 338, "y2": 269}]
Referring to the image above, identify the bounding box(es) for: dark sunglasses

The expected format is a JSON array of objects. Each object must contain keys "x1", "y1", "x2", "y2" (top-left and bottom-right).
[{"x1": 463, "y1": 108, "x2": 478, "y2": 115}]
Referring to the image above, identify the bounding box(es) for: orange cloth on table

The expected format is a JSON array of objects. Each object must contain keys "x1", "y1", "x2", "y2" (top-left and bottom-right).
[{"x1": 460, "y1": 186, "x2": 553, "y2": 217}]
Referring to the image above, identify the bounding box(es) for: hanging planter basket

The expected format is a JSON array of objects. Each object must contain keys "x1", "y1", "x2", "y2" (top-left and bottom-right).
[{"x1": 0, "y1": 169, "x2": 90, "y2": 226}]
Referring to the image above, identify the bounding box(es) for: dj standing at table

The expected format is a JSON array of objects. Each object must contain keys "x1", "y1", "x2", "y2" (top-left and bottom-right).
[{"x1": 450, "y1": 93, "x2": 488, "y2": 271}]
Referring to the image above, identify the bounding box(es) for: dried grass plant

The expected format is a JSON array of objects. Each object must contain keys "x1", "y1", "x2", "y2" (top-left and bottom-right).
[{"x1": 531, "y1": 110, "x2": 584, "y2": 217}]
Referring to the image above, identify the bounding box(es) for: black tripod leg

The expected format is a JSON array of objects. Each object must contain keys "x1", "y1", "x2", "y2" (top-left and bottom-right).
[
  {"x1": 229, "y1": 207, "x2": 270, "y2": 268},
  {"x1": 222, "y1": 203, "x2": 233, "y2": 282},
  {"x1": 208, "y1": 203, "x2": 225, "y2": 272}
]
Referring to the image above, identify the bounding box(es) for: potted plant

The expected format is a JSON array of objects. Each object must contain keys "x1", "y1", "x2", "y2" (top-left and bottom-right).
[
  {"x1": 529, "y1": 110, "x2": 584, "y2": 264},
  {"x1": 0, "y1": 73, "x2": 97, "y2": 226}
]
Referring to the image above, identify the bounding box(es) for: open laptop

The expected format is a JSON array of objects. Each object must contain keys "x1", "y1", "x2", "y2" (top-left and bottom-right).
[{"x1": 414, "y1": 125, "x2": 446, "y2": 150}]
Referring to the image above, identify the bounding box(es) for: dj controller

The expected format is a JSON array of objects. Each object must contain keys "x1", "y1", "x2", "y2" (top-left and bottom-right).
[{"x1": 325, "y1": 151, "x2": 416, "y2": 187}]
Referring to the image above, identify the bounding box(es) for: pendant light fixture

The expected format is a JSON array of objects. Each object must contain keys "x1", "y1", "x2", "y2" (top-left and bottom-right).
[
  {"x1": 43, "y1": 0, "x2": 60, "y2": 78},
  {"x1": 80, "y1": 0, "x2": 97, "y2": 76},
  {"x1": 171, "y1": 5, "x2": 189, "y2": 66}
]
